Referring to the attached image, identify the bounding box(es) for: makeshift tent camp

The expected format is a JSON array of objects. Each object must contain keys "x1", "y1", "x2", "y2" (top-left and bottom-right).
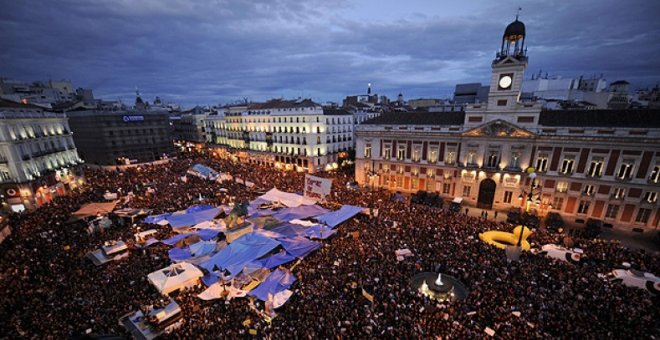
[
  {"x1": 249, "y1": 269, "x2": 297, "y2": 301},
  {"x1": 270, "y1": 224, "x2": 307, "y2": 239},
  {"x1": 71, "y1": 201, "x2": 118, "y2": 220},
  {"x1": 258, "y1": 250, "x2": 297, "y2": 269},
  {"x1": 188, "y1": 164, "x2": 220, "y2": 181},
  {"x1": 167, "y1": 207, "x2": 221, "y2": 228},
  {"x1": 315, "y1": 205, "x2": 364, "y2": 228},
  {"x1": 304, "y1": 224, "x2": 337, "y2": 240},
  {"x1": 144, "y1": 212, "x2": 172, "y2": 224},
  {"x1": 271, "y1": 205, "x2": 329, "y2": 222},
  {"x1": 278, "y1": 237, "x2": 320, "y2": 258},
  {"x1": 258, "y1": 188, "x2": 316, "y2": 208},
  {"x1": 201, "y1": 232, "x2": 281, "y2": 274},
  {"x1": 148, "y1": 262, "x2": 204, "y2": 295}
]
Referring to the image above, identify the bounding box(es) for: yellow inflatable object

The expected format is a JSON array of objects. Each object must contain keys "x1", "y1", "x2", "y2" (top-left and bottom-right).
[{"x1": 479, "y1": 226, "x2": 532, "y2": 251}]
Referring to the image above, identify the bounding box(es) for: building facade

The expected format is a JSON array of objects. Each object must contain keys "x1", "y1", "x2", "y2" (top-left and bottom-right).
[
  {"x1": 67, "y1": 110, "x2": 174, "y2": 165},
  {"x1": 355, "y1": 18, "x2": 660, "y2": 232},
  {"x1": 0, "y1": 100, "x2": 83, "y2": 211},
  {"x1": 172, "y1": 108, "x2": 209, "y2": 144},
  {"x1": 205, "y1": 99, "x2": 354, "y2": 172}
]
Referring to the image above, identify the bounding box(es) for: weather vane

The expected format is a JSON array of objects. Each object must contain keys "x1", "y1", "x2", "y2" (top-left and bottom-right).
[{"x1": 516, "y1": 7, "x2": 522, "y2": 20}]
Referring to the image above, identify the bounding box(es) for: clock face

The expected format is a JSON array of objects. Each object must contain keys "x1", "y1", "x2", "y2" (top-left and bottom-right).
[{"x1": 499, "y1": 75, "x2": 512, "y2": 89}]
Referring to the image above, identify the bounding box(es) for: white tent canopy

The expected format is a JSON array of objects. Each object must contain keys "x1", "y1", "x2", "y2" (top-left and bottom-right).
[
  {"x1": 148, "y1": 262, "x2": 203, "y2": 295},
  {"x1": 258, "y1": 188, "x2": 316, "y2": 208}
]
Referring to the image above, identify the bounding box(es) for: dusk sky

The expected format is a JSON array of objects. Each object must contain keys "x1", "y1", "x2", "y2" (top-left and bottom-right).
[{"x1": 1, "y1": 0, "x2": 659, "y2": 107}]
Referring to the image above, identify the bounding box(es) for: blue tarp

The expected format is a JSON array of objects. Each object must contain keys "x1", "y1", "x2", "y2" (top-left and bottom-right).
[
  {"x1": 190, "y1": 163, "x2": 219, "y2": 180},
  {"x1": 162, "y1": 233, "x2": 193, "y2": 246},
  {"x1": 315, "y1": 205, "x2": 364, "y2": 228},
  {"x1": 270, "y1": 224, "x2": 307, "y2": 239},
  {"x1": 271, "y1": 205, "x2": 329, "y2": 222},
  {"x1": 259, "y1": 250, "x2": 297, "y2": 269},
  {"x1": 201, "y1": 232, "x2": 281, "y2": 274},
  {"x1": 278, "y1": 237, "x2": 320, "y2": 258},
  {"x1": 144, "y1": 212, "x2": 171, "y2": 224},
  {"x1": 202, "y1": 272, "x2": 220, "y2": 287},
  {"x1": 304, "y1": 224, "x2": 337, "y2": 240},
  {"x1": 168, "y1": 248, "x2": 193, "y2": 262},
  {"x1": 168, "y1": 207, "x2": 221, "y2": 228},
  {"x1": 249, "y1": 269, "x2": 297, "y2": 301},
  {"x1": 194, "y1": 229, "x2": 220, "y2": 241},
  {"x1": 186, "y1": 204, "x2": 216, "y2": 213},
  {"x1": 189, "y1": 241, "x2": 217, "y2": 257}
]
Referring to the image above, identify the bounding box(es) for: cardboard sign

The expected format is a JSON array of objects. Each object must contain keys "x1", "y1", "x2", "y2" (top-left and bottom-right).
[{"x1": 303, "y1": 174, "x2": 332, "y2": 200}]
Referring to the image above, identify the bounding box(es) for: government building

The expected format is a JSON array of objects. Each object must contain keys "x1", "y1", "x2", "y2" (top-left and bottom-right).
[
  {"x1": 354, "y1": 18, "x2": 660, "y2": 231},
  {"x1": 205, "y1": 99, "x2": 354, "y2": 172}
]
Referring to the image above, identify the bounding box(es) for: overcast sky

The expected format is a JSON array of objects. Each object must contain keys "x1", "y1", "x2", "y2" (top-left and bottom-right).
[{"x1": 1, "y1": 0, "x2": 659, "y2": 107}]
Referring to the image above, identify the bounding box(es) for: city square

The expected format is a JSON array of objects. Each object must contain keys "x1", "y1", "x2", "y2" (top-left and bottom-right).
[{"x1": 1, "y1": 0, "x2": 659, "y2": 338}]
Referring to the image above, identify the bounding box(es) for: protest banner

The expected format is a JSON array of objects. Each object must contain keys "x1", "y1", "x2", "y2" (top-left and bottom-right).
[{"x1": 303, "y1": 174, "x2": 332, "y2": 201}]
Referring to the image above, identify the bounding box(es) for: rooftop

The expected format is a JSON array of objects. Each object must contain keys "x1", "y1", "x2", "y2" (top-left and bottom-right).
[
  {"x1": 538, "y1": 109, "x2": 660, "y2": 128},
  {"x1": 247, "y1": 98, "x2": 320, "y2": 110},
  {"x1": 362, "y1": 111, "x2": 465, "y2": 126}
]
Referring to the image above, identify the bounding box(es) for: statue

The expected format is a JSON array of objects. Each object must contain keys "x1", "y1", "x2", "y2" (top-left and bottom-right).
[
  {"x1": 226, "y1": 199, "x2": 249, "y2": 230},
  {"x1": 435, "y1": 273, "x2": 443, "y2": 286}
]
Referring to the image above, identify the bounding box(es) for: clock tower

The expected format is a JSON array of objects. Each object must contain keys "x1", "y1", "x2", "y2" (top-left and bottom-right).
[{"x1": 486, "y1": 16, "x2": 528, "y2": 111}]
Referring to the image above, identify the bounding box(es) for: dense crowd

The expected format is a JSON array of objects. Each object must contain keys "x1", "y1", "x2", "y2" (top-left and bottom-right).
[{"x1": 0, "y1": 149, "x2": 658, "y2": 338}]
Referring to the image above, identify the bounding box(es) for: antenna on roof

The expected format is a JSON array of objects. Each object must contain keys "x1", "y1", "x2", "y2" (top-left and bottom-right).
[{"x1": 516, "y1": 6, "x2": 522, "y2": 20}]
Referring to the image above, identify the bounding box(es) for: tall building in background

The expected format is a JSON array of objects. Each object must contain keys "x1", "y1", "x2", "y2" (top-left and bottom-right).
[
  {"x1": 64, "y1": 94, "x2": 174, "y2": 165},
  {"x1": 0, "y1": 99, "x2": 83, "y2": 211},
  {"x1": 355, "y1": 17, "x2": 660, "y2": 232},
  {"x1": 205, "y1": 98, "x2": 354, "y2": 172}
]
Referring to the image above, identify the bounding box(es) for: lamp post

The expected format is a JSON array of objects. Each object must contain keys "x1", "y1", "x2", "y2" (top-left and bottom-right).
[
  {"x1": 366, "y1": 159, "x2": 378, "y2": 218},
  {"x1": 516, "y1": 168, "x2": 541, "y2": 247}
]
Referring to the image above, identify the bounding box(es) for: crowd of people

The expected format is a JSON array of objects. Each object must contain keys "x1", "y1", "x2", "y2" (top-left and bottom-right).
[{"x1": 0, "y1": 149, "x2": 657, "y2": 338}]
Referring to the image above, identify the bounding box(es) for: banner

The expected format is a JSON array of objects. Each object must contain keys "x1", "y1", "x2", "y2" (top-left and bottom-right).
[{"x1": 303, "y1": 175, "x2": 332, "y2": 201}]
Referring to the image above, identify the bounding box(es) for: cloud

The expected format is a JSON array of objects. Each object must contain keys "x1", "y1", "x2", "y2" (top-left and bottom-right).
[{"x1": 0, "y1": 0, "x2": 658, "y2": 106}]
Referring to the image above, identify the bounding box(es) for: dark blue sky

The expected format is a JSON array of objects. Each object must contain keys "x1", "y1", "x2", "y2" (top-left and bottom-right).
[{"x1": 1, "y1": 0, "x2": 659, "y2": 107}]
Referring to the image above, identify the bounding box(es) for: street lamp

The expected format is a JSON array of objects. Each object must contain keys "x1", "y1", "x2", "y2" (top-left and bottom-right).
[
  {"x1": 516, "y1": 168, "x2": 541, "y2": 247},
  {"x1": 366, "y1": 159, "x2": 378, "y2": 218}
]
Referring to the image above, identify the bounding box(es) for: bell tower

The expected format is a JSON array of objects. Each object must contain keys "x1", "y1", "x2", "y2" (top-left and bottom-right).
[{"x1": 486, "y1": 14, "x2": 528, "y2": 112}]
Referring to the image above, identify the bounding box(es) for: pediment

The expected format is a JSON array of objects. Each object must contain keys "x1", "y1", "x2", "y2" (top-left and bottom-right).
[
  {"x1": 494, "y1": 55, "x2": 524, "y2": 66},
  {"x1": 463, "y1": 119, "x2": 535, "y2": 138}
]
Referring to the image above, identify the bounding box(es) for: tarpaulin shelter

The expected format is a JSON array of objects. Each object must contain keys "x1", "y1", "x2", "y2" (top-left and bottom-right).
[
  {"x1": 201, "y1": 232, "x2": 280, "y2": 274},
  {"x1": 186, "y1": 204, "x2": 216, "y2": 214},
  {"x1": 271, "y1": 204, "x2": 329, "y2": 222},
  {"x1": 144, "y1": 212, "x2": 172, "y2": 224},
  {"x1": 148, "y1": 262, "x2": 204, "y2": 295},
  {"x1": 304, "y1": 224, "x2": 337, "y2": 240},
  {"x1": 168, "y1": 207, "x2": 221, "y2": 228},
  {"x1": 249, "y1": 269, "x2": 297, "y2": 301},
  {"x1": 278, "y1": 237, "x2": 320, "y2": 258},
  {"x1": 270, "y1": 224, "x2": 307, "y2": 239},
  {"x1": 315, "y1": 205, "x2": 364, "y2": 228},
  {"x1": 258, "y1": 188, "x2": 316, "y2": 208},
  {"x1": 71, "y1": 201, "x2": 118, "y2": 220},
  {"x1": 188, "y1": 164, "x2": 220, "y2": 181},
  {"x1": 258, "y1": 250, "x2": 297, "y2": 269}
]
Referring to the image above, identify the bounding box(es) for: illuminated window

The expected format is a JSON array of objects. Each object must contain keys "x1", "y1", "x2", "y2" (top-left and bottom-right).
[
  {"x1": 442, "y1": 183, "x2": 451, "y2": 194},
  {"x1": 644, "y1": 191, "x2": 658, "y2": 204},
  {"x1": 463, "y1": 186, "x2": 471, "y2": 197},
  {"x1": 560, "y1": 158, "x2": 574, "y2": 174},
  {"x1": 536, "y1": 154, "x2": 548, "y2": 172},
  {"x1": 583, "y1": 184, "x2": 595, "y2": 196},
  {"x1": 428, "y1": 149, "x2": 438, "y2": 163},
  {"x1": 397, "y1": 145, "x2": 406, "y2": 160},
  {"x1": 446, "y1": 150, "x2": 456, "y2": 164},
  {"x1": 587, "y1": 158, "x2": 603, "y2": 177},
  {"x1": 648, "y1": 165, "x2": 659, "y2": 183},
  {"x1": 364, "y1": 144, "x2": 371, "y2": 158},
  {"x1": 612, "y1": 187, "x2": 625, "y2": 200},
  {"x1": 551, "y1": 197, "x2": 563, "y2": 210},
  {"x1": 412, "y1": 145, "x2": 422, "y2": 162},
  {"x1": 382, "y1": 145, "x2": 391, "y2": 159},
  {"x1": 617, "y1": 160, "x2": 634, "y2": 180},
  {"x1": 556, "y1": 181, "x2": 568, "y2": 193}
]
